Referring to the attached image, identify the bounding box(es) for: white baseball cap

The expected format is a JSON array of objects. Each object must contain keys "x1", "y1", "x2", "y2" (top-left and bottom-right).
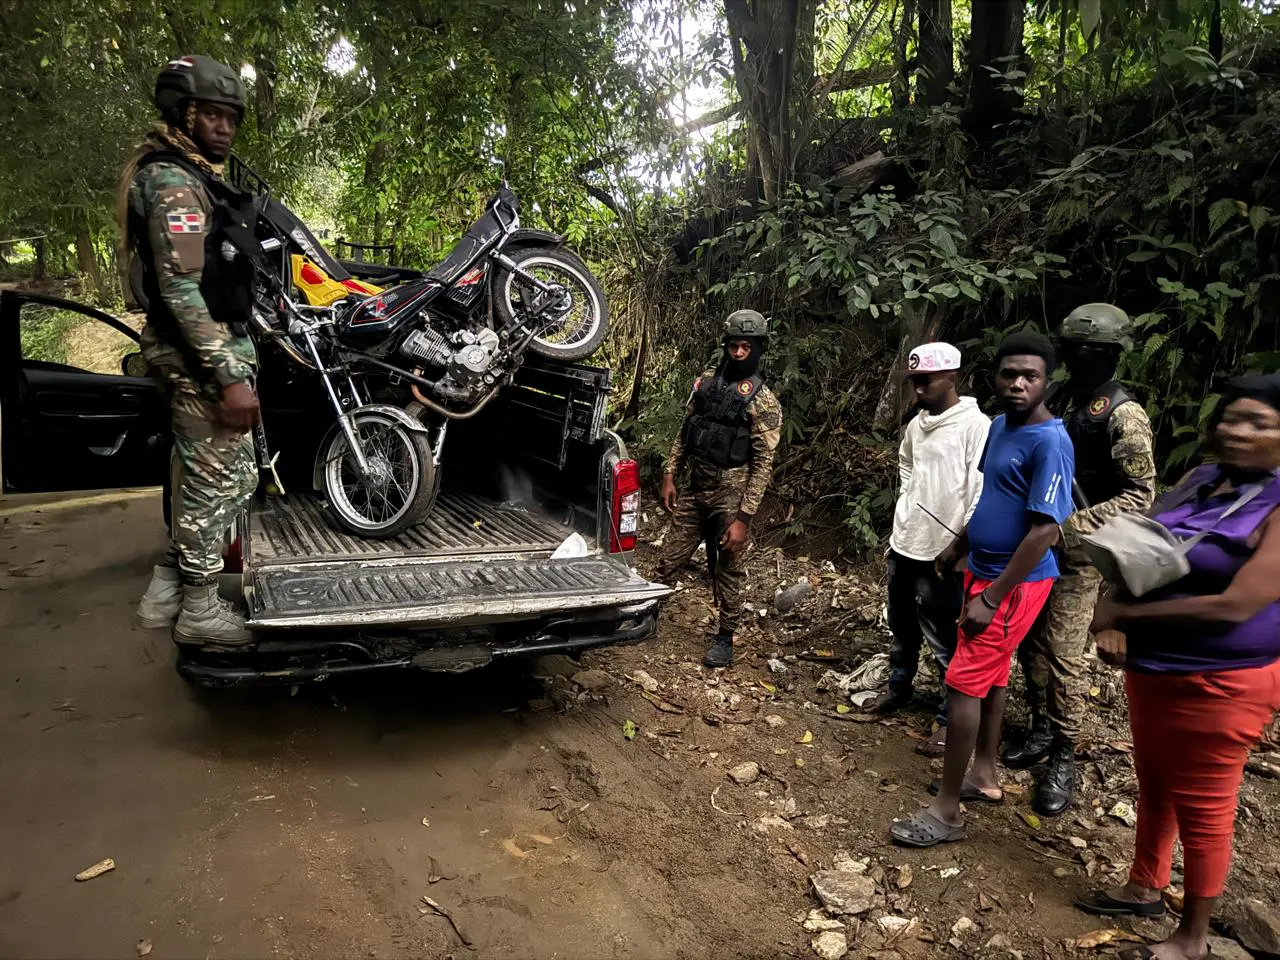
[{"x1": 906, "y1": 341, "x2": 962, "y2": 374}]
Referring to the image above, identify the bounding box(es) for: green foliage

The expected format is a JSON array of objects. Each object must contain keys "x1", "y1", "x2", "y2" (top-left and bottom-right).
[{"x1": 19, "y1": 309, "x2": 83, "y2": 366}]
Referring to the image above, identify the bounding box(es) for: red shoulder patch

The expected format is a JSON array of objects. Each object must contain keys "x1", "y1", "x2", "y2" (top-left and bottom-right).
[
  {"x1": 737, "y1": 380, "x2": 755, "y2": 397},
  {"x1": 693, "y1": 376, "x2": 702, "y2": 391},
  {"x1": 1089, "y1": 396, "x2": 1111, "y2": 417}
]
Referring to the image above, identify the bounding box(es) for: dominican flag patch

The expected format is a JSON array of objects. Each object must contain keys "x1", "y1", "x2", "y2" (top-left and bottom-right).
[{"x1": 166, "y1": 213, "x2": 203, "y2": 234}]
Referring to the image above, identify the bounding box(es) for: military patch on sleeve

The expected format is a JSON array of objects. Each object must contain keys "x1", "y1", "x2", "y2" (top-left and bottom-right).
[
  {"x1": 166, "y1": 212, "x2": 204, "y2": 234},
  {"x1": 737, "y1": 380, "x2": 755, "y2": 397},
  {"x1": 1122, "y1": 454, "x2": 1153, "y2": 478},
  {"x1": 1088, "y1": 396, "x2": 1111, "y2": 417}
]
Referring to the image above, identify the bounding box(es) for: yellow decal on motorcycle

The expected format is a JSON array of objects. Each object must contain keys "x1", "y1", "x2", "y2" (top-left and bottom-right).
[{"x1": 291, "y1": 255, "x2": 382, "y2": 306}]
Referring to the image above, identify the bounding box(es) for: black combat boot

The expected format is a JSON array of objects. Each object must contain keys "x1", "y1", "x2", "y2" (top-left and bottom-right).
[
  {"x1": 1003, "y1": 714, "x2": 1053, "y2": 769},
  {"x1": 703, "y1": 631, "x2": 734, "y2": 668},
  {"x1": 1032, "y1": 738, "x2": 1077, "y2": 817}
]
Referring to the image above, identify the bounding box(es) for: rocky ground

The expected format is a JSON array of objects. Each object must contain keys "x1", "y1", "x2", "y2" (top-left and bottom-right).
[{"x1": 2, "y1": 493, "x2": 1279, "y2": 960}]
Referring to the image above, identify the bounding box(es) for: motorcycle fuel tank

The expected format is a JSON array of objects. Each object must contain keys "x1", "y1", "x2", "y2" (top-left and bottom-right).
[{"x1": 340, "y1": 278, "x2": 443, "y2": 346}]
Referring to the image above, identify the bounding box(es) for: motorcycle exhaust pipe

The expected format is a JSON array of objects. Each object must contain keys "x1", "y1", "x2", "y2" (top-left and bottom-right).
[{"x1": 347, "y1": 353, "x2": 502, "y2": 421}]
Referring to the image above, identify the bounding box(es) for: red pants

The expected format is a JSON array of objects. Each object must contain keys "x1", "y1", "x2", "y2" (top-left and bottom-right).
[
  {"x1": 945, "y1": 574, "x2": 1055, "y2": 698},
  {"x1": 1127, "y1": 661, "x2": 1280, "y2": 898}
]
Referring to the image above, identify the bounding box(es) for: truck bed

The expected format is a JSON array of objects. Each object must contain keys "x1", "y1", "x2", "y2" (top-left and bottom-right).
[
  {"x1": 243, "y1": 492, "x2": 665, "y2": 631},
  {"x1": 251, "y1": 491, "x2": 573, "y2": 564}
]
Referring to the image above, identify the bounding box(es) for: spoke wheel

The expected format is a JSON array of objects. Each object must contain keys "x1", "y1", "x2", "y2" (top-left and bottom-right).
[{"x1": 322, "y1": 412, "x2": 435, "y2": 539}]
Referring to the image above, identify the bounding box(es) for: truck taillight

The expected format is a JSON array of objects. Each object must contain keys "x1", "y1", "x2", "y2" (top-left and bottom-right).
[
  {"x1": 610, "y1": 459, "x2": 640, "y2": 553},
  {"x1": 224, "y1": 536, "x2": 243, "y2": 574}
]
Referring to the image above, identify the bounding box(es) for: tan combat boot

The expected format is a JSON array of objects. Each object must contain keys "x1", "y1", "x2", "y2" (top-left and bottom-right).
[
  {"x1": 174, "y1": 579, "x2": 252, "y2": 647},
  {"x1": 135, "y1": 565, "x2": 183, "y2": 629}
]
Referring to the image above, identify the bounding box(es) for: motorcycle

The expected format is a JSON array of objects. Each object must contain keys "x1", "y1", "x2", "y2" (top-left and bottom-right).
[{"x1": 242, "y1": 181, "x2": 610, "y2": 539}]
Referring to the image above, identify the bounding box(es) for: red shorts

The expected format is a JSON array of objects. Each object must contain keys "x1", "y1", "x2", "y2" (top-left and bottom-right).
[{"x1": 945, "y1": 573, "x2": 1055, "y2": 698}]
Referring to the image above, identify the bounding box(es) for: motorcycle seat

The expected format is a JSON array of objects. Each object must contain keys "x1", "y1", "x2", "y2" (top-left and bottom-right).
[{"x1": 426, "y1": 214, "x2": 504, "y2": 285}]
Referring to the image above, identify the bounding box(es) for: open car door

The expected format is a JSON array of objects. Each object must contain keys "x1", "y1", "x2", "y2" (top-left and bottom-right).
[{"x1": 0, "y1": 291, "x2": 170, "y2": 494}]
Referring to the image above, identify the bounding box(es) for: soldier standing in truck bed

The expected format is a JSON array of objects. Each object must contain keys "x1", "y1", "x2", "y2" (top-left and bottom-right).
[
  {"x1": 1006, "y1": 304, "x2": 1156, "y2": 816},
  {"x1": 658, "y1": 310, "x2": 784, "y2": 667}
]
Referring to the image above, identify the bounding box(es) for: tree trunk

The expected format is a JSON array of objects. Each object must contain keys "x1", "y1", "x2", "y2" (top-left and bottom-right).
[
  {"x1": 891, "y1": 0, "x2": 917, "y2": 109},
  {"x1": 1208, "y1": 0, "x2": 1223, "y2": 61},
  {"x1": 724, "y1": 0, "x2": 817, "y2": 201},
  {"x1": 254, "y1": 53, "x2": 278, "y2": 139},
  {"x1": 918, "y1": 0, "x2": 954, "y2": 105},
  {"x1": 964, "y1": 0, "x2": 1025, "y2": 139},
  {"x1": 74, "y1": 218, "x2": 107, "y2": 303}
]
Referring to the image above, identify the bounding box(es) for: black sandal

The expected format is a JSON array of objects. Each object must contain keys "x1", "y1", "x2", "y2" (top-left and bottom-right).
[{"x1": 1075, "y1": 889, "x2": 1167, "y2": 919}]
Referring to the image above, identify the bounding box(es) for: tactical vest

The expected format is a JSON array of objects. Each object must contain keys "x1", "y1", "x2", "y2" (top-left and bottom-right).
[
  {"x1": 1064, "y1": 380, "x2": 1133, "y2": 505},
  {"x1": 684, "y1": 372, "x2": 763, "y2": 469},
  {"x1": 128, "y1": 151, "x2": 263, "y2": 381}
]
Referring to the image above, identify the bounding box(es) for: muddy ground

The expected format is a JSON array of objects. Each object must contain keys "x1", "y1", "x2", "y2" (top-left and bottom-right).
[{"x1": 1, "y1": 493, "x2": 1278, "y2": 960}]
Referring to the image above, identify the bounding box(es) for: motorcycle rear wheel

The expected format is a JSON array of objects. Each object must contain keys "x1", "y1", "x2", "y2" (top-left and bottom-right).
[
  {"x1": 494, "y1": 246, "x2": 609, "y2": 362},
  {"x1": 322, "y1": 410, "x2": 436, "y2": 539}
]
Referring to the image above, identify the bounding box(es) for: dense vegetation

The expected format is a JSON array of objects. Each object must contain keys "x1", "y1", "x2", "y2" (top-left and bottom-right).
[{"x1": 3, "y1": 0, "x2": 1278, "y2": 552}]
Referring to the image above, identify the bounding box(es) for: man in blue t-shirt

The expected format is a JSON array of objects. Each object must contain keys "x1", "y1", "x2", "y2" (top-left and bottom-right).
[{"x1": 890, "y1": 331, "x2": 1076, "y2": 848}]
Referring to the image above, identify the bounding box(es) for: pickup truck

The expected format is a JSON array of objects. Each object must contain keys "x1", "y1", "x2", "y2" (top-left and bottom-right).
[{"x1": 0, "y1": 287, "x2": 670, "y2": 687}]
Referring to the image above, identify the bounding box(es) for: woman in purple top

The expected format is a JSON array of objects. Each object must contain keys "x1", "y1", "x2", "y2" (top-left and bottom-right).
[{"x1": 1075, "y1": 373, "x2": 1280, "y2": 960}]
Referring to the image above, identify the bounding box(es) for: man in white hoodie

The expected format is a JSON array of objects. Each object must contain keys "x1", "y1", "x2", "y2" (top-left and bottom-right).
[{"x1": 868, "y1": 342, "x2": 991, "y2": 756}]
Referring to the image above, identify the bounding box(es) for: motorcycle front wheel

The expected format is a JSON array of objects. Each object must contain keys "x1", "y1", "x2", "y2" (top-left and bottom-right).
[
  {"x1": 321, "y1": 410, "x2": 436, "y2": 539},
  {"x1": 494, "y1": 246, "x2": 610, "y2": 362}
]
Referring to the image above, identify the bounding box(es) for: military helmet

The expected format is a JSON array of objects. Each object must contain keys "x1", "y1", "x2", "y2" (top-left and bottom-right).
[
  {"x1": 723, "y1": 308, "x2": 769, "y2": 344},
  {"x1": 1058, "y1": 303, "x2": 1134, "y2": 350},
  {"x1": 155, "y1": 55, "x2": 246, "y2": 123}
]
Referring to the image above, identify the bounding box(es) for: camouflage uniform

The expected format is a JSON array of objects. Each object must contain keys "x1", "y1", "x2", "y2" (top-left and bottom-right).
[
  {"x1": 1018, "y1": 396, "x2": 1156, "y2": 740},
  {"x1": 658, "y1": 369, "x2": 783, "y2": 636},
  {"x1": 130, "y1": 160, "x2": 259, "y2": 579}
]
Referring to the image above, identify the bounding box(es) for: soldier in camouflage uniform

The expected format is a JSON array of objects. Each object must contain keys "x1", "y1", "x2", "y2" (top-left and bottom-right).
[
  {"x1": 125, "y1": 56, "x2": 262, "y2": 647},
  {"x1": 659, "y1": 310, "x2": 784, "y2": 667},
  {"x1": 1007, "y1": 304, "x2": 1156, "y2": 816}
]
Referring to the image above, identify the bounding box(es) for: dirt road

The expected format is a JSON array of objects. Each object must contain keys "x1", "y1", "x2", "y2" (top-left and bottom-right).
[{"x1": 2, "y1": 493, "x2": 1278, "y2": 960}]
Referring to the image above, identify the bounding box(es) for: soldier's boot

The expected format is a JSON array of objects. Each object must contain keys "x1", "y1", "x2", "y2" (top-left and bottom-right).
[
  {"x1": 1003, "y1": 713, "x2": 1054, "y2": 769},
  {"x1": 1032, "y1": 738, "x2": 1077, "y2": 817},
  {"x1": 703, "y1": 630, "x2": 734, "y2": 668},
  {"x1": 136, "y1": 565, "x2": 183, "y2": 629},
  {"x1": 174, "y1": 578, "x2": 252, "y2": 647}
]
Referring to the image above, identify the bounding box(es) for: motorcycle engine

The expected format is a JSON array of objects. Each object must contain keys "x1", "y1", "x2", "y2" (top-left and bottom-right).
[{"x1": 399, "y1": 325, "x2": 501, "y2": 402}]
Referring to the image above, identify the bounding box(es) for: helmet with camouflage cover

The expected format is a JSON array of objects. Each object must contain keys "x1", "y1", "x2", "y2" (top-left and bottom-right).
[
  {"x1": 723, "y1": 308, "x2": 770, "y2": 348},
  {"x1": 1058, "y1": 303, "x2": 1134, "y2": 351},
  {"x1": 154, "y1": 55, "x2": 246, "y2": 124}
]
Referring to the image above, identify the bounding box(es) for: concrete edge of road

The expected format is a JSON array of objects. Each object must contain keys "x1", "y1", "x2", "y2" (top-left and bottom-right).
[{"x1": 0, "y1": 486, "x2": 162, "y2": 518}]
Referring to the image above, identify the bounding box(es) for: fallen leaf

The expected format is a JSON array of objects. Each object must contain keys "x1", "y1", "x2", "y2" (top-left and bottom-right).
[
  {"x1": 1072, "y1": 928, "x2": 1142, "y2": 949},
  {"x1": 835, "y1": 705, "x2": 852, "y2": 714},
  {"x1": 75, "y1": 858, "x2": 116, "y2": 882},
  {"x1": 774, "y1": 747, "x2": 789, "y2": 755},
  {"x1": 528, "y1": 834, "x2": 555, "y2": 845},
  {"x1": 136, "y1": 940, "x2": 152, "y2": 958},
  {"x1": 640, "y1": 690, "x2": 684, "y2": 714},
  {"x1": 426, "y1": 856, "x2": 457, "y2": 883},
  {"x1": 1163, "y1": 887, "x2": 1185, "y2": 912},
  {"x1": 761, "y1": 681, "x2": 778, "y2": 694},
  {"x1": 1107, "y1": 740, "x2": 1134, "y2": 754},
  {"x1": 794, "y1": 757, "x2": 806, "y2": 768},
  {"x1": 1020, "y1": 812, "x2": 1042, "y2": 830},
  {"x1": 622, "y1": 719, "x2": 637, "y2": 740},
  {"x1": 896, "y1": 865, "x2": 913, "y2": 889},
  {"x1": 502, "y1": 838, "x2": 530, "y2": 859},
  {"x1": 978, "y1": 891, "x2": 993, "y2": 911},
  {"x1": 1003, "y1": 783, "x2": 1027, "y2": 796},
  {"x1": 797, "y1": 730, "x2": 814, "y2": 744},
  {"x1": 1089, "y1": 686, "x2": 1102, "y2": 698}
]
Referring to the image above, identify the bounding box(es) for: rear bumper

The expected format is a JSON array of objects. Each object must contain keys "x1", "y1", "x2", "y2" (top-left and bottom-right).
[{"x1": 175, "y1": 600, "x2": 660, "y2": 688}]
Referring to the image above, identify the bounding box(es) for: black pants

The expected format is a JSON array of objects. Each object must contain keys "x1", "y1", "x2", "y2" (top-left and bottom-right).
[{"x1": 885, "y1": 549, "x2": 964, "y2": 725}]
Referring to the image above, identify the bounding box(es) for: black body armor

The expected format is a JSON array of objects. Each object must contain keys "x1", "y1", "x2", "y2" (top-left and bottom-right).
[
  {"x1": 1064, "y1": 380, "x2": 1132, "y2": 505},
  {"x1": 684, "y1": 372, "x2": 763, "y2": 469}
]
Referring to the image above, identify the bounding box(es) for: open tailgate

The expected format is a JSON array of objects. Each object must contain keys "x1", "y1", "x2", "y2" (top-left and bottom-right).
[{"x1": 244, "y1": 495, "x2": 669, "y2": 630}]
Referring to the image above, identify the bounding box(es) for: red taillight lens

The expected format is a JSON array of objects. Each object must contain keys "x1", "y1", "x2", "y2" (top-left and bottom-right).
[
  {"x1": 223, "y1": 537, "x2": 243, "y2": 574},
  {"x1": 610, "y1": 459, "x2": 641, "y2": 553}
]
